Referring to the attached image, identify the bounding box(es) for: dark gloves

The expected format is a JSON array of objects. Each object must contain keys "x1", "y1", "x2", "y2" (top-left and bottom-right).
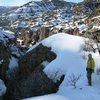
[{"x1": 86, "y1": 68, "x2": 94, "y2": 73}]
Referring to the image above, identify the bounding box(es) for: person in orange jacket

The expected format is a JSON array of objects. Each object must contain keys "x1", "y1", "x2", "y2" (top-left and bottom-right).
[{"x1": 86, "y1": 54, "x2": 95, "y2": 86}]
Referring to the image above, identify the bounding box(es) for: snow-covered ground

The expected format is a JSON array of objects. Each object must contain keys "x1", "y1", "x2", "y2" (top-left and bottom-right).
[
  {"x1": 27, "y1": 33, "x2": 100, "y2": 100},
  {"x1": 23, "y1": 94, "x2": 69, "y2": 100}
]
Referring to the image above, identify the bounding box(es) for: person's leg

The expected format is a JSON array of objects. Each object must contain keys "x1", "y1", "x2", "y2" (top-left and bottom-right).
[
  {"x1": 89, "y1": 73, "x2": 92, "y2": 86},
  {"x1": 87, "y1": 70, "x2": 92, "y2": 86},
  {"x1": 90, "y1": 71, "x2": 92, "y2": 85}
]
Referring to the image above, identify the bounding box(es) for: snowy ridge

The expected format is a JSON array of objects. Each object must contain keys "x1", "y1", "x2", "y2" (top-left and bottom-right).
[{"x1": 7, "y1": 1, "x2": 55, "y2": 21}]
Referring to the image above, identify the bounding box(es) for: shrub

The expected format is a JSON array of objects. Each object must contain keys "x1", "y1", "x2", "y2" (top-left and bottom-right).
[{"x1": 67, "y1": 73, "x2": 82, "y2": 88}]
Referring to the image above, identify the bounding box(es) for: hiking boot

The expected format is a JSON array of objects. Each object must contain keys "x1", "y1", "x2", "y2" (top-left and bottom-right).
[{"x1": 88, "y1": 82, "x2": 92, "y2": 86}]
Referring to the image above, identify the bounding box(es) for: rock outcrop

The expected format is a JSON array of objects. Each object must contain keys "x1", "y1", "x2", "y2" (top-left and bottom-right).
[
  {"x1": 0, "y1": 29, "x2": 24, "y2": 81},
  {"x1": 4, "y1": 44, "x2": 65, "y2": 100},
  {"x1": 0, "y1": 42, "x2": 10, "y2": 81},
  {"x1": 0, "y1": 29, "x2": 26, "y2": 99}
]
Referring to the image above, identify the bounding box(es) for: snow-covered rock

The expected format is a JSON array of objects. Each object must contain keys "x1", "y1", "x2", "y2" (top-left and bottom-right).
[
  {"x1": 0, "y1": 29, "x2": 24, "y2": 81},
  {"x1": 28, "y1": 33, "x2": 85, "y2": 82},
  {"x1": 27, "y1": 33, "x2": 100, "y2": 100}
]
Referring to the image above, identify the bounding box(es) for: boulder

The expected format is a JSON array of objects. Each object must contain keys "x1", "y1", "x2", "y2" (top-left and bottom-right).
[{"x1": 4, "y1": 44, "x2": 65, "y2": 100}]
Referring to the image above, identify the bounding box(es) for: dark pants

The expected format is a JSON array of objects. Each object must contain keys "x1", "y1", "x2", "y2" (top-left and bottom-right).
[{"x1": 86, "y1": 68, "x2": 93, "y2": 85}]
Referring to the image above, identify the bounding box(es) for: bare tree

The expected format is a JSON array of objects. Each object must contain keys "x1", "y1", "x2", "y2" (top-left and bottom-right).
[{"x1": 67, "y1": 73, "x2": 82, "y2": 88}]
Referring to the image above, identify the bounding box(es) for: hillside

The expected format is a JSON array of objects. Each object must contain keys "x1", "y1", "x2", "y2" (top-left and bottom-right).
[
  {"x1": 0, "y1": 6, "x2": 18, "y2": 15},
  {"x1": 6, "y1": 1, "x2": 55, "y2": 21},
  {"x1": 0, "y1": 0, "x2": 100, "y2": 100},
  {"x1": 0, "y1": 0, "x2": 93, "y2": 48},
  {"x1": 88, "y1": 8, "x2": 100, "y2": 18}
]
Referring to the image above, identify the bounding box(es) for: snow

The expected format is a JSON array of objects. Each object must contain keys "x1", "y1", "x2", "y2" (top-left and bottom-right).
[
  {"x1": 0, "y1": 29, "x2": 15, "y2": 44},
  {"x1": 43, "y1": 33, "x2": 84, "y2": 53},
  {"x1": 75, "y1": 21, "x2": 88, "y2": 32},
  {"x1": 1, "y1": 1, "x2": 100, "y2": 100},
  {"x1": 4, "y1": 30, "x2": 15, "y2": 35},
  {"x1": 8, "y1": 56, "x2": 18, "y2": 69},
  {"x1": 42, "y1": 33, "x2": 85, "y2": 82},
  {"x1": 8, "y1": 13, "x2": 18, "y2": 21},
  {"x1": 28, "y1": 33, "x2": 100, "y2": 100},
  {"x1": 38, "y1": 17, "x2": 43, "y2": 26},
  {"x1": 23, "y1": 94, "x2": 69, "y2": 100},
  {"x1": 41, "y1": 61, "x2": 49, "y2": 68},
  {"x1": 92, "y1": 15, "x2": 100, "y2": 19},
  {"x1": 0, "y1": 60, "x2": 3, "y2": 64},
  {"x1": 28, "y1": 33, "x2": 85, "y2": 81},
  {"x1": 0, "y1": 30, "x2": 15, "y2": 39},
  {"x1": 0, "y1": 79, "x2": 6, "y2": 96},
  {"x1": 17, "y1": 20, "x2": 26, "y2": 28},
  {"x1": 93, "y1": 26, "x2": 100, "y2": 30}
]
